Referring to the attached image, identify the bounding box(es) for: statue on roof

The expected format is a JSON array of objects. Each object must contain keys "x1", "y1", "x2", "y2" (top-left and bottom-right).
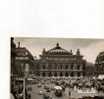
[
  {"x1": 42, "y1": 48, "x2": 46, "y2": 54},
  {"x1": 56, "y1": 42, "x2": 59, "y2": 47},
  {"x1": 70, "y1": 49, "x2": 73, "y2": 55},
  {"x1": 76, "y1": 49, "x2": 80, "y2": 55},
  {"x1": 18, "y1": 42, "x2": 20, "y2": 48}
]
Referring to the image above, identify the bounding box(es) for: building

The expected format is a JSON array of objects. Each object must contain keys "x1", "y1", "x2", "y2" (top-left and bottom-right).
[
  {"x1": 95, "y1": 51, "x2": 104, "y2": 76},
  {"x1": 34, "y1": 43, "x2": 86, "y2": 78},
  {"x1": 14, "y1": 42, "x2": 34, "y2": 77},
  {"x1": 11, "y1": 39, "x2": 34, "y2": 99},
  {"x1": 85, "y1": 62, "x2": 95, "y2": 77},
  {"x1": 11, "y1": 38, "x2": 35, "y2": 81},
  {"x1": 11, "y1": 39, "x2": 35, "y2": 93}
]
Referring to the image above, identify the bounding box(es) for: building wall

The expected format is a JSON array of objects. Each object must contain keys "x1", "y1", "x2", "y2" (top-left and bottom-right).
[
  {"x1": 36, "y1": 62, "x2": 85, "y2": 77},
  {"x1": 11, "y1": 40, "x2": 34, "y2": 78},
  {"x1": 34, "y1": 49, "x2": 86, "y2": 78}
]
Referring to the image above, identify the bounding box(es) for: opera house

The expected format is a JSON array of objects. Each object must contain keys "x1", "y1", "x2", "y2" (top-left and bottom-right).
[{"x1": 34, "y1": 43, "x2": 86, "y2": 78}]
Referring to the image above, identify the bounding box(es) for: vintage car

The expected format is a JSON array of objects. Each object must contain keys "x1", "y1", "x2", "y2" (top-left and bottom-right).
[{"x1": 54, "y1": 86, "x2": 63, "y2": 97}]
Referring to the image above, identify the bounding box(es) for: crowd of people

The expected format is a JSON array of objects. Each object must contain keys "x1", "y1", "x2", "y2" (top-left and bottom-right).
[
  {"x1": 32, "y1": 77, "x2": 104, "y2": 99},
  {"x1": 11, "y1": 77, "x2": 104, "y2": 99},
  {"x1": 34, "y1": 77, "x2": 104, "y2": 92}
]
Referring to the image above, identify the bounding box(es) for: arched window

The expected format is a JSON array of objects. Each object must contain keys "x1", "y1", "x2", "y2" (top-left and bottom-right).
[
  {"x1": 77, "y1": 65, "x2": 80, "y2": 70},
  {"x1": 65, "y1": 65, "x2": 68, "y2": 69},
  {"x1": 54, "y1": 72, "x2": 57, "y2": 77},
  {"x1": 71, "y1": 64, "x2": 73, "y2": 70},
  {"x1": 54, "y1": 64, "x2": 57, "y2": 69},
  {"x1": 65, "y1": 72, "x2": 68, "y2": 77},
  {"x1": 60, "y1": 65, "x2": 63, "y2": 69},
  {"x1": 71, "y1": 72, "x2": 73, "y2": 77},
  {"x1": 48, "y1": 72, "x2": 52, "y2": 77},
  {"x1": 77, "y1": 72, "x2": 80, "y2": 77},
  {"x1": 57, "y1": 65, "x2": 60, "y2": 69},
  {"x1": 60, "y1": 72, "x2": 63, "y2": 76},
  {"x1": 43, "y1": 72, "x2": 46, "y2": 77},
  {"x1": 36, "y1": 72, "x2": 40, "y2": 76}
]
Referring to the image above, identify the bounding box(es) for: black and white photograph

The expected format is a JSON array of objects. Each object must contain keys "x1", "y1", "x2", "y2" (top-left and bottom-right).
[
  {"x1": 0, "y1": 0, "x2": 104, "y2": 99},
  {"x1": 10, "y1": 37, "x2": 104, "y2": 99}
]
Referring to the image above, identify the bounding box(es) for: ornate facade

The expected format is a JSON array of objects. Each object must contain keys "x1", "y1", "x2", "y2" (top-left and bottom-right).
[
  {"x1": 12, "y1": 41, "x2": 34, "y2": 77},
  {"x1": 35, "y1": 43, "x2": 86, "y2": 78},
  {"x1": 10, "y1": 39, "x2": 34, "y2": 98}
]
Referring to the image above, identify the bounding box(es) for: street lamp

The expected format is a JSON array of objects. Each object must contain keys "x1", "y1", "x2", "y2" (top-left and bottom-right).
[{"x1": 23, "y1": 63, "x2": 29, "y2": 99}]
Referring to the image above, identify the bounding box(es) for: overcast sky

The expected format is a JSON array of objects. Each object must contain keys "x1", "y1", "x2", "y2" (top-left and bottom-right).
[
  {"x1": 14, "y1": 38, "x2": 104, "y2": 63},
  {"x1": 7, "y1": 0, "x2": 104, "y2": 63}
]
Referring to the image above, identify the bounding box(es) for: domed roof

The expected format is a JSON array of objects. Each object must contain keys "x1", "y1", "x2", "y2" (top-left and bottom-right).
[
  {"x1": 46, "y1": 43, "x2": 72, "y2": 55},
  {"x1": 15, "y1": 47, "x2": 34, "y2": 60}
]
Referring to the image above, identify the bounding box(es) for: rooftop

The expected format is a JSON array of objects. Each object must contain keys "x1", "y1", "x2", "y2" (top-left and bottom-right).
[{"x1": 46, "y1": 43, "x2": 72, "y2": 55}]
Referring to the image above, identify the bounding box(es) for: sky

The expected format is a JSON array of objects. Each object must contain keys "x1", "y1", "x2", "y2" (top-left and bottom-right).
[
  {"x1": 8, "y1": 0, "x2": 104, "y2": 62},
  {"x1": 14, "y1": 38, "x2": 104, "y2": 63}
]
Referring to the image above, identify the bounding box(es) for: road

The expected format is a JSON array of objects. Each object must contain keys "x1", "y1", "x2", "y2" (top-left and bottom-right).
[
  {"x1": 28, "y1": 84, "x2": 70, "y2": 99},
  {"x1": 27, "y1": 84, "x2": 104, "y2": 99}
]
